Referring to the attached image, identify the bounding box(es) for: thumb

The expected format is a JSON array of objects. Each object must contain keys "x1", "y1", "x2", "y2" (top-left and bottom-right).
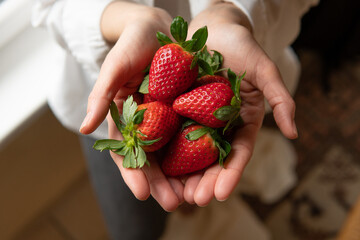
[{"x1": 79, "y1": 28, "x2": 155, "y2": 134}]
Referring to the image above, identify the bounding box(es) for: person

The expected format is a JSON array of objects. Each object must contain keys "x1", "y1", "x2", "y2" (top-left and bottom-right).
[{"x1": 32, "y1": 0, "x2": 319, "y2": 239}]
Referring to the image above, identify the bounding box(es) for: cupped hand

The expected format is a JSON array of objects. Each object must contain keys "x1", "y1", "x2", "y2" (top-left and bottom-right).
[
  {"x1": 183, "y1": 3, "x2": 298, "y2": 206},
  {"x1": 80, "y1": 2, "x2": 173, "y2": 134},
  {"x1": 79, "y1": 2, "x2": 184, "y2": 211}
]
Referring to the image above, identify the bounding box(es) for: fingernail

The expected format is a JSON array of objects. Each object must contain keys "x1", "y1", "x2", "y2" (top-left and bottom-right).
[
  {"x1": 217, "y1": 197, "x2": 228, "y2": 202},
  {"x1": 79, "y1": 112, "x2": 92, "y2": 133}
]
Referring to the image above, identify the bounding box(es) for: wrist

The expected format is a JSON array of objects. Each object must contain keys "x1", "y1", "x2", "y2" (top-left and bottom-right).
[
  {"x1": 193, "y1": 1, "x2": 253, "y2": 33},
  {"x1": 100, "y1": 1, "x2": 133, "y2": 43}
]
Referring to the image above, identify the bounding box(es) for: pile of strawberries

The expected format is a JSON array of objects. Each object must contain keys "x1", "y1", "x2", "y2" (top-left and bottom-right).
[{"x1": 94, "y1": 16, "x2": 245, "y2": 177}]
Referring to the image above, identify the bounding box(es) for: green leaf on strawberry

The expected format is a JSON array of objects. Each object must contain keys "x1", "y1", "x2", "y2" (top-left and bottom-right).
[
  {"x1": 181, "y1": 119, "x2": 198, "y2": 130},
  {"x1": 93, "y1": 96, "x2": 161, "y2": 168},
  {"x1": 170, "y1": 16, "x2": 188, "y2": 43},
  {"x1": 196, "y1": 46, "x2": 224, "y2": 77},
  {"x1": 156, "y1": 16, "x2": 207, "y2": 54},
  {"x1": 139, "y1": 74, "x2": 149, "y2": 94},
  {"x1": 109, "y1": 101, "x2": 124, "y2": 132},
  {"x1": 185, "y1": 126, "x2": 210, "y2": 140},
  {"x1": 189, "y1": 26, "x2": 208, "y2": 52},
  {"x1": 133, "y1": 108, "x2": 146, "y2": 124},
  {"x1": 197, "y1": 58, "x2": 214, "y2": 76},
  {"x1": 93, "y1": 139, "x2": 126, "y2": 151},
  {"x1": 213, "y1": 105, "x2": 239, "y2": 121},
  {"x1": 156, "y1": 32, "x2": 173, "y2": 46}
]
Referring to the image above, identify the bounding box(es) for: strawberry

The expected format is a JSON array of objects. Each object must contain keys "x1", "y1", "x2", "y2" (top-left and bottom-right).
[
  {"x1": 93, "y1": 96, "x2": 181, "y2": 168},
  {"x1": 136, "y1": 101, "x2": 181, "y2": 152},
  {"x1": 161, "y1": 122, "x2": 231, "y2": 177},
  {"x1": 173, "y1": 69, "x2": 245, "y2": 131},
  {"x1": 148, "y1": 16, "x2": 208, "y2": 101},
  {"x1": 192, "y1": 74, "x2": 231, "y2": 89},
  {"x1": 173, "y1": 82, "x2": 233, "y2": 128},
  {"x1": 138, "y1": 66, "x2": 175, "y2": 105},
  {"x1": 143, "y1": 93, "x2": 174, "y2": 105}
]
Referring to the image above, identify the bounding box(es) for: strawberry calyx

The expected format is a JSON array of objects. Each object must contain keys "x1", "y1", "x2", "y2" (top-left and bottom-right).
[
  {"x1": 139, "y1": 74, "x2": 149, "y2": 94},
  {"x1": 156, "y1": 16, "x2": 208, "y2": 67},
  {"x1": 93, "y1": 96, "x2": 161, "y2": 168},
  {"x1": 213, "y1": 69, "x2": 246, "y2": 133},
  {"x1": 183, "y1": 120, "x2": 231, "y2": 167},
  {"x1": 196, "y1": 46, "x2": 225, "y2": 77}
]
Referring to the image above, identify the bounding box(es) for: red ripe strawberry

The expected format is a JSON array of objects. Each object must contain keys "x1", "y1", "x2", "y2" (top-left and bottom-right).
[
  {"x1": 162, "y1": 123, "x2": 231, "y2": 177},
  {"x1": 93, "y1": 96, "x2": 181, "y2": 168},
  {"x1": 173, "y1": 69, "x2": 245, "y2": 131},
  {"x1": 143, "y1": 93, "x2": 174, "y2": 105},
  {"x1": 173, "y1": 82, "x2": 233, "y2": 128},
  {"x1": 148, "y1": 16, "x2": 208, "y2": 100},
  {"x1": 138, "y1": 71, "x2": 174, "y2": 105},
  {"x1": 149, "y1": 43, "x2": 198, "y2": 100},
  {"x1": 136, "y1": 101, "x2": 181, "y2": 152}
]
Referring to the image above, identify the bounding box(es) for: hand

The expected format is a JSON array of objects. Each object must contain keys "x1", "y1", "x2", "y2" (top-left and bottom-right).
[
  {"x1": 183, "y1": 2, "x2": 298, "y2": 206},
  {"x1": 79, "y1": 2, "x2": 183, "y2": 211}
]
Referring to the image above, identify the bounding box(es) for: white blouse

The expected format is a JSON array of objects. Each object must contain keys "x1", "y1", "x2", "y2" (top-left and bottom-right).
[{"x1": 32, "y1": 0, "x2": 319, "y2": 140}]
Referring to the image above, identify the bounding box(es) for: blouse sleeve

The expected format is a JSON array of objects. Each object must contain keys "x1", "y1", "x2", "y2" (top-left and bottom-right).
[{"x1": 31, "y1": 0, "x2": 115, "y2": 76}]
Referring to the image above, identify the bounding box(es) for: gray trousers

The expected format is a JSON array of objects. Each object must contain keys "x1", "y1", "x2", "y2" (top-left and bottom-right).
[{"x1": 79, "y1": 135, "x2": 168, "y2": 240}]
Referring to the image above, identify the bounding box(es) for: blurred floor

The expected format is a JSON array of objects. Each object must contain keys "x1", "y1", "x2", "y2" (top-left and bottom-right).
[
  {"x1": 0, "y1": 108, "x2": 109, "y2": 240},
  {"x1": 250, "y1": 50, "x2": 360, "y2": 240}
]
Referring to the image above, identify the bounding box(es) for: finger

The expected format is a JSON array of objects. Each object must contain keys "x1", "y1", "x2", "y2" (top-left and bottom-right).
[
  {"x1": 193, "y1": 164, "x2": 221, "y2": 207},
  {"x1": 214, "y1": 121, "x2": 259, "y2": 201},
  {"x1": 168, "y1": 177, "x2": 185, "y2": 204},
  {"x1": 142, "y1": 160, "x2": 181, "y2": 212},
  {"x1": 79, "y1": 47, "x2": 131, "y2": 134},
  {"x1": 112, "y1": 152, "x2": 151, "y2": 200},
  {"x1": 255, "y1": 60, "x2": 298, "y2": 139},
  {"x1": 80, "y1": 27, "x2": 155, "y2": 134},
  {"x1": 183, "y1": 172, "x2": 203, "y2": 204}
]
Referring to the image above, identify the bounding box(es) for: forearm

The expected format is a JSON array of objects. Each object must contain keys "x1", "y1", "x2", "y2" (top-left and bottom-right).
[
  {"x1": 100, "y1": 1, "x2": 171, "y2": 43},
  {"x1": 101, "y1": 1, "x2": 141, "y2": 43}
]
